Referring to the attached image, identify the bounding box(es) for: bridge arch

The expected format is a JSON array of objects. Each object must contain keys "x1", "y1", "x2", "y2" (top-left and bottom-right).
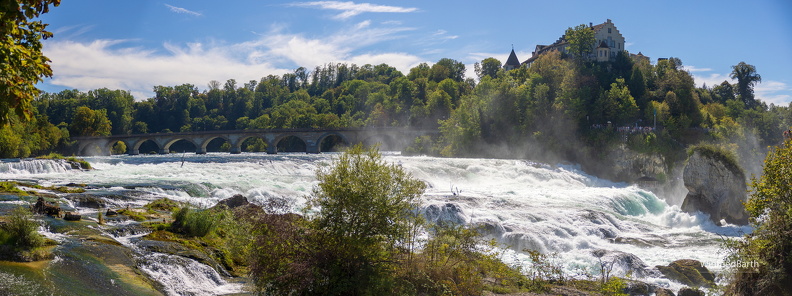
[
  {"x1": 131, "y1": 138, "x2": 160, "y2": 155},
  {"x1": 198, "y1": 136, "x2": 232, "y2": 154},
  {"x1": 237, "y1": 135, "x2": 270, "y2": 153},
  {"x1": 317, "y1": 132, "x2": 350, "y2": 152},
  {"x1": 272, "y1": 134, "x2": 308, "y2": 153},
  {"x1": 162, "y1": 138, "x2": 200, "y2": 154}
]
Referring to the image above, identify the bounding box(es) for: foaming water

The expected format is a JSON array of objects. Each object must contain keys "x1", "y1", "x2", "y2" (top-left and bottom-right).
[
  {"x1": 4, "y1": 152, "x2": 743, "y2": 292},
  {"x1": 0, "y1": 159, "x2": 74, "y2": 175}
]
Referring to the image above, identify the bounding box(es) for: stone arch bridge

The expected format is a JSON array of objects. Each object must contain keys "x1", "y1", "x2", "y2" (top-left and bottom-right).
[{"x1": 72, "y1": 128, "x2": 435, "y2": 156}]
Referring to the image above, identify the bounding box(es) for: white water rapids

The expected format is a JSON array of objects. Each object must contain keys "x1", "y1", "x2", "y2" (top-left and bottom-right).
[{"x1": 0, "y1": 153, "x2": 750, "y2": 293}]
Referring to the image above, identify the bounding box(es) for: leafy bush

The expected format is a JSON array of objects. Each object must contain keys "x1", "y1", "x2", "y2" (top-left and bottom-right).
[
  {"x1": 725, "y1": 140, "x2": 792, "y2": 295},
  {"x1": 0, "y1": 207, "x2": 45, "y2": 256},
  {"x1": 170, "y1": 207, "x2": 220, "y2": 237}
]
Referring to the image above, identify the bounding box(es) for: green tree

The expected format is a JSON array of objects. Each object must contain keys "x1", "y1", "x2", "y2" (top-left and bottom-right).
[
  {"x1": 726, "y1": 140, "x2": 792, "y2": 295},
  {"x1": 564, "y1": 24, "x2": 595, "y2": 60},
  {"x1": 474, "y1": 57, "x2": 502, "y2": 79},
  {"x1": 70, "y1": 106, "x2": 111, "y2": 136},
  {"x1": 730, "y1": 62, "x2": 762, "y2": 109},
  {"x1": 251, "y1": 145, "x2": 426, "y2": 294},
  {"x1": 0, "y1": 0, "x2": 60, "y2": 125}
]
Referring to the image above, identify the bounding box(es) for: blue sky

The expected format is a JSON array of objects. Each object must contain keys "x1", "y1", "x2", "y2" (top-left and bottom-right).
[{"x1": 37, "y1": 0, "x2": 792, "y2": 105}]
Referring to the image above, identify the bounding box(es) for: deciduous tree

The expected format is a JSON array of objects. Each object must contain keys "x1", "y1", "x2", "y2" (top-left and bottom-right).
[{"x1": 0, "y1": 0, "x2": 60, "y2": 124}]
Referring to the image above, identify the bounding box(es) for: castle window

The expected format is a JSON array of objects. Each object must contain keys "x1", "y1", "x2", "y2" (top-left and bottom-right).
[{"x1": 608, "y1": 28, "x2": 612, "y2": 33}]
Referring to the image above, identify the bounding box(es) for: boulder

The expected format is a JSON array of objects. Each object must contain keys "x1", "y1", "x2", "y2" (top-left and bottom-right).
[
  {"x1": 656, "y1": 259, "x2": 715, "y2": 288},
  {"x1": 655, "y1": 288, "x2": 675, "y2": 296},
  {"x1": 64, "y1": 212, "x2": 82, "y2": 221},
  {"x1": 682, "y1": 149, "x2": 749, "y2": 225},
  {"x1": 677, "y1": 287, "x2": 705, "y2": 296},
  {"x1": 32, "y1": 197, "x2": 63, "y2": 217},
  {"x1": 106, "y1": 209, "x2": 119, "y2": 217},
  {"x1": 423, "y1": 203, "x2": 467, "y2": 225},
  {"x1": 216, "y1": 194, "x2": 249, "y2": 209}
]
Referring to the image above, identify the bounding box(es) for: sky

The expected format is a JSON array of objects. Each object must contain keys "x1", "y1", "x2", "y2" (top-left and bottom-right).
[{"x1": 36, "y1": 0, "x2": 792, "y2": 105}]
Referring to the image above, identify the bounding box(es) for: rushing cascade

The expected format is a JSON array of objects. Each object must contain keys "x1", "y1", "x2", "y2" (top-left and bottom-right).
[
  {"x1": 0, "y1": 159, "x2": 75, "y2": 175},
  {"x1": 1, "y1": 153, "x2": 750, "y2": 293}
]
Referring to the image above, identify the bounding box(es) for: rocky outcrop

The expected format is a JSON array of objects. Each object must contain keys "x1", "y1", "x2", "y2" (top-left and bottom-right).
[
  {"x1": 682, "y1": 149, "x2": 749, "y2": 225},
  {"x1": 32, "y1": 197, "x2": 63, "y2": 217},
  {"x1": 215, "y1": 194, "x2": 249, "y2": 209},
  {"x1": 423, "y1": 202, "x2": 467, "y2": 225},
  {"x1": 64, "y1": 212, "x2": 82, "y2": 221},
  {"x1": 606, "y1": 144, "x2": 667, "y2": 183},
  {"x1": 656, "y1": 259, "x2": 715, "y2": 289},
  {"x1": 655, "y1": 288, "x2": 675, "y2": 296},
  {"x1": 677, "y1": 288, "x2": 705, "y2": 296}
]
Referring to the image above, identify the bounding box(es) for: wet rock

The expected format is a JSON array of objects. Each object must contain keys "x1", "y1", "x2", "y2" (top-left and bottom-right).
[
  {"x1": 656, "y1": 259, "x2": 715, "y2": 288},
  {"x1": 623, "y1": 279, "x2": 651, "y2": 295},
  {"x1": 216, "y1": 194, "x2": 249, "y2": 209},
  {"x1": 677, "y1": 287, "x2": 705, "y2": 296},
  {"x1": 655, "y1": 288, "x2": 675, "y2": 296},
  {"x1": 423, "y1": 203, "x2": 467, "y2": 225},
  {"x1": 67, "y1": 194, "x2": 106, "y2": 208},
  {"x1": 32, "y1": 197, "x2": 63, "y2": 217},
  {"x1": 64, "y1": 212, "x2": 81, "y2": 221},
  {"x1": 105, "y1": 209, "x2": 118, "y2": 217},
  {"x1": 682, "y1": 149, "x2": 749, "y2": 225},
  {"x1": 592, "y1": 249, "x2": 658, "y2": 279},
  {"x1": 137, "y1": 239, "x2": 230, "y2": 277}
]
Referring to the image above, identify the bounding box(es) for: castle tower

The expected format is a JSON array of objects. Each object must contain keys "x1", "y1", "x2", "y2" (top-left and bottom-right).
[{"x1": 503, "y1": 48, "x2": 521, "y2": 71}]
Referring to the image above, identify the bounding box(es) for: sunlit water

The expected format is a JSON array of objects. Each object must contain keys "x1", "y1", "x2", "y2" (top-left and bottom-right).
[{"x1": 0, "y1": 153, "x2": 750, "y2": 293}]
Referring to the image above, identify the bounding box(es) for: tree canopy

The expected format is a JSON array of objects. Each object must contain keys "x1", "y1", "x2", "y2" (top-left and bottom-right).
[{"x1": 0, "y1": 0, "x2": 60, "y2": 125}]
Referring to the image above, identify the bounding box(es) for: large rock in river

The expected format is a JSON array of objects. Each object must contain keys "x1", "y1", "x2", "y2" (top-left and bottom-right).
[{"x1": 681, "y1": 149, "x2": 749, "y2": 225}]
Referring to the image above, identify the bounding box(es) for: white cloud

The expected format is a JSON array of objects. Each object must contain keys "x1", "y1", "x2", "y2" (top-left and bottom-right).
[
  {"x1": 165, "y1": 4, "x2": 202, "y2": 17},
  {"x1": 289, "y1": 1, "x2": 417, "y2": 19},
  {"x1": 43, "y1": 22, "x2": 425, "y2": 100},
  {"x1": 682, "y1": 65, "x2": 713, "y2": 72}
]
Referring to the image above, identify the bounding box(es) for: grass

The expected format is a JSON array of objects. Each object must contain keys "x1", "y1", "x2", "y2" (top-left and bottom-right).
[
  {"x1": 144, "y1": 198, "x2": 182, "y2": 212},
  {"x1": 36, "y1": 153, "x2": 92, "y2": 169},
  {"x1": 688, "y1": 144, "x2": 744, "y2": 178},
  {"x1": 0, "y1": 182, "x2": 28, "y2": 196}
]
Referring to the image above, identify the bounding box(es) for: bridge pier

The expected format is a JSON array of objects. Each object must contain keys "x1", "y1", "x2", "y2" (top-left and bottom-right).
[
  {"x1": 196, "y1": 147, "x2": 207, "y2": 154},
  {"x1": 266, "y1": 145, "x2": 277, "y2": 154},
  {"x1": 306, "y1": 143, "x2": 320, "y2": 154},
  {"x1": 129, "y1": 149, "x2": 140, "y2": 156},
  {"x1": 159, "y1": 148, "x2": 169, "y2": 154},
  {"x1": 230, "y1": 146, "x2": 242, "y2": 154}
]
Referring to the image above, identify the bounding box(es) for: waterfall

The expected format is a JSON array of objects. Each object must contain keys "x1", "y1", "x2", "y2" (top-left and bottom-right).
[{"x1": 0, "y1": 159, "x2": 75, "y2": 175}]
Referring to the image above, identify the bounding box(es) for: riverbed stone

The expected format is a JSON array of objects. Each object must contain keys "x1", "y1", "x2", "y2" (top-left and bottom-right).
[
  {"x1": 63, "y1": 212, "x2": 81, "y2": 221},
  {"x1": 677, "y1": 287, "x2": 705, "y2": 296},
  {"x1": 656, "y1": 259, "x2": 715, "y2": 288},
  {"x1": 32, "y1": 197, "x2": 62, "y2": 217}
]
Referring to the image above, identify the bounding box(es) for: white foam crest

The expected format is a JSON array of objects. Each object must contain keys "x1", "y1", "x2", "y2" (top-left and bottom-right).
[
  {"x1": 0, "y1": 159, "x2": 74, "y2": 175},
  {"x1": 138, "y1": 253, "x2": 244, "y2": 296}
]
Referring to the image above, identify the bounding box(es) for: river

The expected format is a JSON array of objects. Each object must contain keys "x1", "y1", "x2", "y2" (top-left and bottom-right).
[{"x1": 0, "y1": 153, "x2": 750, "y2": 294}]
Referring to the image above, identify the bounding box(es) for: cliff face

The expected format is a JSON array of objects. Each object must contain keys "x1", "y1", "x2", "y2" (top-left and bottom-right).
[
  {"x1": 608, "y1": 145, "x2": 667, "y2": 182},
  {"x1": 681, "y1": 150, "x2": 749, "y2": 225}
]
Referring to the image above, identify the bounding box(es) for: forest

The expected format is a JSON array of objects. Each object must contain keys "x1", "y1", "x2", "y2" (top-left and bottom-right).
[{"x1": 4, "y1": 38, "x2": 791, "y2": 174}]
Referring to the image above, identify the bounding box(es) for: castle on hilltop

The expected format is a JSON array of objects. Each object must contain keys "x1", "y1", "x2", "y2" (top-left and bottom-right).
[{"x1": 504, "y1": 19, "x2": 649, "y2": 69}]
